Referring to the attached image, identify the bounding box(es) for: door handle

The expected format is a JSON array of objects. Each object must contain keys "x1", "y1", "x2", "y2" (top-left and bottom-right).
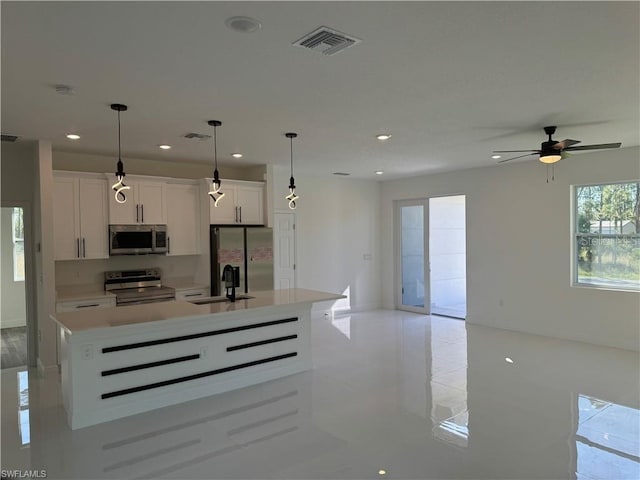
[
  {"x1": 76, "y1": 238, "x2": 80, "y2": 258},
  {"x1": 136, "y1": 204, "x2": 139, "y2": 223},
  {"x1": 82, "y1": 238, "x2": 86, "y2": 258},
  {"x1": 141, "y1": 204, "x2": 144, "y2": 223}
]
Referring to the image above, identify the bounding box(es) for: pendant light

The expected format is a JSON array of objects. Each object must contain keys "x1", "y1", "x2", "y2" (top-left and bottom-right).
[
  {"x1": 110, "y1": 103, "x2": 130, "y2": 204},
  {"x1": 285, "y1": 132, "x2": 299, "y2": 210},
  {"x1": 207, "y1": 120, "x2": 225, "y2": 207}
]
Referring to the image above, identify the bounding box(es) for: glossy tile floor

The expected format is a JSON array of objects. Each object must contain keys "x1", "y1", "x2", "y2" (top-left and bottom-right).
[{"x1": 2, "y1": 310, "x2": 639, "y2": 479}]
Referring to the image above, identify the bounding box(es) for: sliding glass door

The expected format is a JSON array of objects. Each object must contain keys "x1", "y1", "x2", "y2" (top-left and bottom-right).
[{"x1": 397, "y1": 200, "x2": 429, "y2": 313}]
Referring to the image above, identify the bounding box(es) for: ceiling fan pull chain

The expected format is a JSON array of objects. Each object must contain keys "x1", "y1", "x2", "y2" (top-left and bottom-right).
[
  {"x1": 552, "y1": 165, "x2": 555, "y2": 181},
  {"x1": 546, "y1": 165, "x2": 549, "y2": 183}
]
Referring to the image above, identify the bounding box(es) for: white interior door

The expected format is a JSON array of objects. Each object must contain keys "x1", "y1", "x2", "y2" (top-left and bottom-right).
[
  {"x1": 396, "y1": 200, "x2": 429, "y2": 314},
  {"x1": 273, "y1": 212, "x2": 296, "y2": 289}
]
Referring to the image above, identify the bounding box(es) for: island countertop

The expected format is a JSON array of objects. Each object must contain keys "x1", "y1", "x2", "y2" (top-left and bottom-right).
[{"x1": 50, "y1": 288, "x2": 345, "y2": 334}]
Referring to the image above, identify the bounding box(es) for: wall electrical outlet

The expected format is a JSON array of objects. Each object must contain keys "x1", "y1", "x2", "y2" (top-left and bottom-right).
[
  {"x1": 81, "y1": 344, "x2": 93, "y2": 360},
  {"x1": 363, "y1": 253, "x2": 372, "y2": 261}
]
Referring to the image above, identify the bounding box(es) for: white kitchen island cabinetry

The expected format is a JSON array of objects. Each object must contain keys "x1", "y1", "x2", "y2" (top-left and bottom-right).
[
  {"x1": 51, "y1": 288, "x2": 344, "y2": 430},
  {"x1": 205, "y1": 179, "x2": 264, "y2": 225},
  {"x1": 166, "y1": 182, "x2": 200, "y2": 255},
  {"x1": 53, "y1": 172, "x2": 109, "y2": 260},
  {"x1": 108, "y1": 177, "x2": 167, "y2": 225}
]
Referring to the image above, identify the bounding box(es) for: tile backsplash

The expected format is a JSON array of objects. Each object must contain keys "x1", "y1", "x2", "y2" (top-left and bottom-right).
[{"x1": 55, "y1": 255, "x2": 202, "y2": 287}]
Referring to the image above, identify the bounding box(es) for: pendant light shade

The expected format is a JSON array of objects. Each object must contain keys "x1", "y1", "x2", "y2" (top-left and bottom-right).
[
  {"x1": 207, "y1": 120, "x2": 225, "y2": 207},
  {"x1": 285, "y1": 132, "x2": 299, "y2": 210},
  {"x1": 111, "y1": 104, "x2": 130, "y2": 204}
]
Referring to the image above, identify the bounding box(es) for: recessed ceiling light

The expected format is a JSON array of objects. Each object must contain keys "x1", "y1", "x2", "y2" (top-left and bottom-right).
[
  {"x1": 54, "y1": 84, "x2": 75, "y2": 96},
  {"x1": 376, "y1": 134, "x2": 392, "y2": 141},
  {"x1": 375, "y1": 171, "x2": 384, "y2": 175},
  {"x1": 505, "y1": 357, "x2": 514, "y2": 364},
  {"x1": 378, "y1": 470, "x2": 387, "y2": 475},
  {"x1": 66, "y1": 134, "x2": 80, "y2": 140},
  {"x1": 225, "y1": 16, "x2": 262, "y2": 33},
  {"x1": 491, "y1": 154, "x2": 502, "y2": 159},
  {"x1": 231, "y1": 153, "x2": 243, "y2": 159},
  {"x1": 159, "y1": 144, "x2": 171, "y2": 150}
]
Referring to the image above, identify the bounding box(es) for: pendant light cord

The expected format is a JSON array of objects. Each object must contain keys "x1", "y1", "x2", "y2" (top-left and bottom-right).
[
  {"x1": 117, "y1": 109, "x2": 122, "y2": 163},
  {"x1": 290, "y1": 136, "x2": 294, "y2": 178},
  {"x1": 213, "y1": 124, "x2": 218, "y2": 170}
]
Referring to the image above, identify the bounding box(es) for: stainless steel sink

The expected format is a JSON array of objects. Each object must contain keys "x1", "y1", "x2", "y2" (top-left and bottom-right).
[{"x1": 189, "y1": 295, "x2": 254, "y2": 305}]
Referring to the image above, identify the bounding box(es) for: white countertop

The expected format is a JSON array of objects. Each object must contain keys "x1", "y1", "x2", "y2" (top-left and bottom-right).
[
  {"x1": 162, "y1": 278, "x2": 208, "y2": 291},
  {"x1": 51, "y1": 289, "x2": 345, "y2": 334},
  {"x1": 56, "y1": 285, "x2": 116, "y2": 303}
]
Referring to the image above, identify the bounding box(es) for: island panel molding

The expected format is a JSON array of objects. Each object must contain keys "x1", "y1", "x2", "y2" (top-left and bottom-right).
[{"x1": 51, "y1": 288, "x2": 344, "y2": 429}]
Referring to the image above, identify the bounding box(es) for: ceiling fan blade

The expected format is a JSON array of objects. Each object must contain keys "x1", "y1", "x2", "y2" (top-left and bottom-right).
[
  {"x1": 553, "y1": 139, "x2": 581, "y2": 149},
  {"x1": 497, "y1": 152, "x2": 538, "y2": 164},
  {"x1": 563, "y1": 142, "x2": 622, "y2": 151},
  {"x1": 493, "y1": 149, "x2": 539, "y2": 153}
]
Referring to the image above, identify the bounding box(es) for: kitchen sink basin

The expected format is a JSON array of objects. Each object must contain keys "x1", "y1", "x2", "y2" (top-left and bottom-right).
[{"x1": 189, "y1": 295, "x2": 254, "y2": 305}]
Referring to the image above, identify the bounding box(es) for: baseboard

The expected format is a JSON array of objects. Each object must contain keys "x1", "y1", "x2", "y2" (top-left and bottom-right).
[{"x1": 0, "y1": 318, "x2": 27, "y2": 329}]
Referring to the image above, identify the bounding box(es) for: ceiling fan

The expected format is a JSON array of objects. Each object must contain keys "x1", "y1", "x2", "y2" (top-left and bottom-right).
[{"x1": 494, "y1": 126, "x2": 622, "y2": 164}]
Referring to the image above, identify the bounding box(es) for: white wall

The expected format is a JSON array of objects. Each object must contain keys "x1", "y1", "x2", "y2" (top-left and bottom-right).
[
  {"x1": 1, "y1": 208, "x2": 26, "y2": 328},
  {"x1": 381, "y1": 147, "x2": 640, "y2": 351},
  {"x1": 272, "y1": 165, "x2": 382, "y2": 312},
  {"x1": 1, "y1": 141, "x2": 38, "y2": 365}
]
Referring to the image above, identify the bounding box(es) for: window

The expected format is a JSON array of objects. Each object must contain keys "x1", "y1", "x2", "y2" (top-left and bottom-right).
[
  {"x1": 574, "y1": 182, "x2": 640, "y2": 290},
  {"x1": 12, "y1": 207, "x2": 24, "y2": 282}
]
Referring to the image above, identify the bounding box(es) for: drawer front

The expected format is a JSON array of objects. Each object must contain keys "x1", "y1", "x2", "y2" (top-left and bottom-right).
[
  {"x1": 175, "y1": 288, "x2": 208, "y2": 301},
  {"x1": 56, "y1": 298, "x2": 116, "y2": 312}
]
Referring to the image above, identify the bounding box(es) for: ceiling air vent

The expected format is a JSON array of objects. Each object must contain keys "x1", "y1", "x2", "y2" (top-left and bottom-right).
[
  {"x1": 1, "y1": 134, "x2": 18, "y2": 142},
  {"x1": 183, "y1": 132, "x2": 211, "y2": 141},
  {"x1": 293, "y1": 26, "x2": 361, "y2": 56}
]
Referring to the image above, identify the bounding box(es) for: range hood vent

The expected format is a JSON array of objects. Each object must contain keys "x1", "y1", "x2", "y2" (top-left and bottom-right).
[
  {"x1": 293, "y1": 26, "x2": 361, "y2": 56},
  {"x1": 183, "y1": 132, "x2": 211, "y2": 141},
  {"x1": 1, "y1": 134, "x2": 18, "y2": 142}
]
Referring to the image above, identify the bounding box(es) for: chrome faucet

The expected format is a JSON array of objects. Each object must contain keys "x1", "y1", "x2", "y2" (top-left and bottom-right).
[{"x1": 221, "y1": 264, "x2": 240, "y2": 302}]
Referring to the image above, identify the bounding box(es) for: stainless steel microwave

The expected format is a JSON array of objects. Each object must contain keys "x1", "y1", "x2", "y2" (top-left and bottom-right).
[{"x1": 109, "y1": 225, "x2": 168, "y2": 255}]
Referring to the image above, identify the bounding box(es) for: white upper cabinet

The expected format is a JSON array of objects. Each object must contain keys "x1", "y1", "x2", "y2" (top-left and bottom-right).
[
  {"x1": 108, "y1": 178, "x2": 167, "y2": 225},
  {"x1": 207, "y1": 180, "x2": 264, "y2": 225},
  {"x1": 53, "y1": 173, "x2": 109, "y2": 261},
  {"x1": 166, "y1": 183, "x2": 200, "y2": 256}
]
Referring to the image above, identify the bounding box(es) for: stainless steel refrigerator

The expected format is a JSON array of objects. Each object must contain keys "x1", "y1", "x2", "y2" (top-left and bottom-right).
[{"x1": 210, "y1": 226, "x2": 274, "y2": 296}]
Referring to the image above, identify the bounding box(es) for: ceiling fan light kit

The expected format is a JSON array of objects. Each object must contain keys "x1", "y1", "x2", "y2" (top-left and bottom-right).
[{"x1": 494, "y1": 125, "x2": 622, "y2": 174}]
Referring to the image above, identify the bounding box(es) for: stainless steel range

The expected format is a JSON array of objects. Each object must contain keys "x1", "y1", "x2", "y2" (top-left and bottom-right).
[{"x1": 105, "y1": 268, "x2": 175, "y2": 306}]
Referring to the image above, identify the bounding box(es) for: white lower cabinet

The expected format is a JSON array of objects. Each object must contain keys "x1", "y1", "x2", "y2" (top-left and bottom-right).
[{"x1": 55, "y1": 297, "x2": 116, "y2": 364}]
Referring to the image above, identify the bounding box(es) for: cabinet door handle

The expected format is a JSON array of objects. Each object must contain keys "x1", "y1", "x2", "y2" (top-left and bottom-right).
[
  {"x1": 141, "y1": 204, "x2": 144, "y2": 223},
  {"x1": 76, "y1": 304, "x2": 99, "y2": 309},
  {"x1": 76, "y1": 238, "x2": 80, "y2": 258},
  {"x1": 239, "y1": 206, "x2": 242, "y2": 223},
  {"x1": 82, "y1": 238, "x2": 86, "y2": 258},
  {"x1": 184, "y1": 293, "x2": 203, "y2": 297},
  {"x1": 136, "y1": 204, "x2": 139, "y2": 223},
  {"x1": 167, "y1": 237, "x2": 171, "y2": 254}
]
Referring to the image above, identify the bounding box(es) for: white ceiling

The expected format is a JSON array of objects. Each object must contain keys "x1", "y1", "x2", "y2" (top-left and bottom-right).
[{"x1": 2, "y1": 1, "x2": 638, "y2": 180}]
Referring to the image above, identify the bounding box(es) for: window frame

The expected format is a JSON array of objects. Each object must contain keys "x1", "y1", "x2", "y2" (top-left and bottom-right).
[
  {"x1": 572, "y1": 180, "x2": 640, "y2": 292},
  {"x1": 12, "y1": 207, "x2": 25, "y2": 282}
]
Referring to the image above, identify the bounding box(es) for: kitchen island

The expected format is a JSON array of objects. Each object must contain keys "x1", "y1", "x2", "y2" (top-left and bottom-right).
[{"x1": 51, "y1": 288, "x2": 344, "y2": 429}]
